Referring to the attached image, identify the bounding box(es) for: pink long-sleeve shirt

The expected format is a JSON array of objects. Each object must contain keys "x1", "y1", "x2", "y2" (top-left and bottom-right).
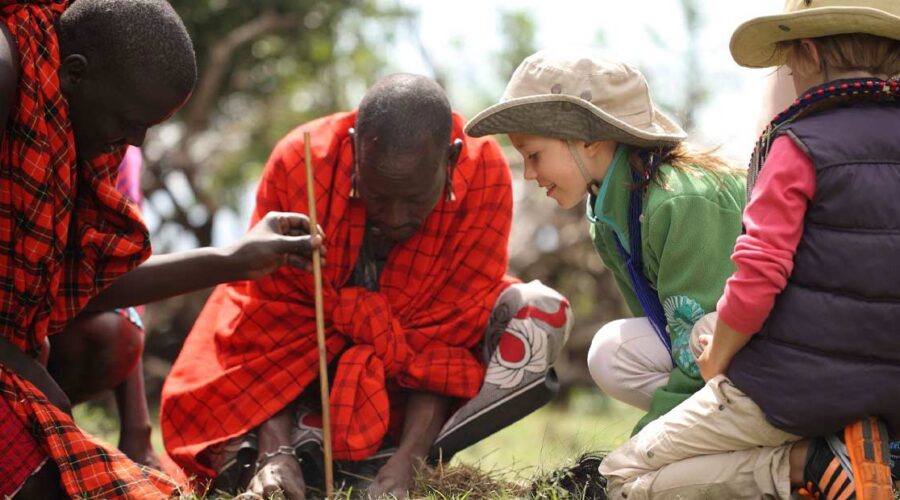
[{"x1": 717, "y1": 136, "x2": 817, "y2": 334}]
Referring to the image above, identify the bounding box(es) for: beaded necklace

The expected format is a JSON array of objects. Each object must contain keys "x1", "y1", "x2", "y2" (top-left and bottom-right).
[{"x1": 748, "y1": 78, "x2": 900, "y2": 201}]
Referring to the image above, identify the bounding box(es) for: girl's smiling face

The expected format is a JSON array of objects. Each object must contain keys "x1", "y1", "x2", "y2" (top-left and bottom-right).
[{"x1": 508, "y1": 133, "x2": 617, "y2": 209}]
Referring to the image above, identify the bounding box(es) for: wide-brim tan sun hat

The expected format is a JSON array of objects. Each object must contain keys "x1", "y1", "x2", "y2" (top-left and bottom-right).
[
  {"x1": 731, "y1": 0, "x2": 900, "y2": 68},
  {"x1": 464, "y1": 47, "x2": 686, "y2": 148}
]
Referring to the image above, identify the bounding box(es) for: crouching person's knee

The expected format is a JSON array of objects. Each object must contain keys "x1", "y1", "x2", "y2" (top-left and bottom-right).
[
  {"x1": 50, "y1": 310, "x2": 145, "y2": 401},
  {"x1": 86, "y1": 310, "x2": 145, "y2": 383},
  {"x1": 587, "y1": 317, "x2": 675, "y2": 410},
  {"x1": 587, "y1": 320, "x2": 630, "y2": 399},
  {"x1": 598, "y1": 445, "x2": 640, "y2": 500},
  {"x1": 491, "y1": 280, "x2": 573, "y2": 366}
]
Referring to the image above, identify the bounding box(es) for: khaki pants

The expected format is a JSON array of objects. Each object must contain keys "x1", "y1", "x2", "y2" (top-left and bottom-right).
[{"x1": 600, "y1": 375, "x2": 802, "y2": 500}]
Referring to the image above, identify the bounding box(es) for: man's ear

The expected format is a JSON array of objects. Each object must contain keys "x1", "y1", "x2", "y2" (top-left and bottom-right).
[
  {"x1": 447, "y1": 138, "x2": 463, "y2": 176},
  {"x1": 59, "y1": 54, "x2": 88, "y2": 95}
]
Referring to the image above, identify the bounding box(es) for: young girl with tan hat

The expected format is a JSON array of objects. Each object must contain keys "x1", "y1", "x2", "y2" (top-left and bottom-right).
[
  {"x1": 465, "y1": 48, "x2": 745, "y2": 433},
  {"x1": 598, "y1": 1, "x2": 900, "y2": 498}
]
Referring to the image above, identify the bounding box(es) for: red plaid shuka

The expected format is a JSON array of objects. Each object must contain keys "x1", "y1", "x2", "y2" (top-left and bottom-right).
[
  {"x1": 0, "y1": 2, "x2": 174, "y2": 497},
  {"x1": 161, "y1": 111, "x2": 514, "y2": 480}
]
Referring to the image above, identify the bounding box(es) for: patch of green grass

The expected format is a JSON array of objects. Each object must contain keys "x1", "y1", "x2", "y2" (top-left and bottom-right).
[
  {"x1": 73, "y1": 402, "x2": 124, "y2": 445},
  {"x1": 452, "y1": 392, "x2": 642, "y2": 477}
]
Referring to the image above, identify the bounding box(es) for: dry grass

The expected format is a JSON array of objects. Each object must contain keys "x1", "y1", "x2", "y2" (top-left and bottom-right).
[
  {"x1": 412, "y1": 462, "x2": 530, "y2": 499},
  {"x1": 409, "y1": 453, "x2": 611, "y2": 500}
]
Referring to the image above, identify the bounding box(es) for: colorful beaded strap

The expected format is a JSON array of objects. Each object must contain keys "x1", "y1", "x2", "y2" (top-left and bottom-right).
[{"x1": 748, "y1": 78, "x2": 900, "y2": 200}]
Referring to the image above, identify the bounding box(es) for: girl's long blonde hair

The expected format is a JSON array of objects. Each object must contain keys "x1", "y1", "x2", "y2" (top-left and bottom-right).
[{"x1": 627, "y1": 142, "x2": 744, "y2": 190}]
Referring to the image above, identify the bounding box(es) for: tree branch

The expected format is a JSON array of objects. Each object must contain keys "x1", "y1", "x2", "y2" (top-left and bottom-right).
[
  {"x1": 405, "y1": 16, "x2": 447, "y2": 89},
  {"x1": 143, "y1": 163, "x2": 194, "y2": 233},
  {"x1": 182, "y1": 8, "x2": 302, "y2": 139}
]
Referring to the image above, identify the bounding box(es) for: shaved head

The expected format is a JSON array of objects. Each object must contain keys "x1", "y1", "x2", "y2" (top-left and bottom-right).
[
  {"x1": 355, "y1": 74, "x2": 453, "y2": 170},
  {"x1": 56, "y1": 0, "x2": 196, "y2": 158},
  {"x1": 58, "y1": 0, "x2": 196, "y2": 94},
  {"x1": 352, "y1": 74, "x2": 460, "y2": 244}
]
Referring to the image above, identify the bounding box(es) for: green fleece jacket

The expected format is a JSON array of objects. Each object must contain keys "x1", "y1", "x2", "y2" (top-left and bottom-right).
[{"x1": 588, "y1": 145, "x2": 745, "y2": 433}]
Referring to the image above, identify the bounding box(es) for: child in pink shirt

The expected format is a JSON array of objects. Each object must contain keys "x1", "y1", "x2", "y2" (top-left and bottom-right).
[{"x1": 716, "y1": 136, "x2": 815, "y2": 335}]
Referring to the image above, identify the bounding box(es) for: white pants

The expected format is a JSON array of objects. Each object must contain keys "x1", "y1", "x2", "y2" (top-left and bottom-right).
[{"x1": 587, "y1": 314, "x2": 717, "y2": 410}]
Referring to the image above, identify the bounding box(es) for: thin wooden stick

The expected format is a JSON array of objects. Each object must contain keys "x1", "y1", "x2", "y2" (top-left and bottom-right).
[{"x1": 304, "y1": 131, "x2": 334, "y2": 498}]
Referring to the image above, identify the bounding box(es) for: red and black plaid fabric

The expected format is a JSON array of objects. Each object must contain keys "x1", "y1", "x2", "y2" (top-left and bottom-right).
[
  {"x1": 161, "y1": 111, "x2": 514, "y2": 480},
  {"x1": 0, "y1": 2, "x2": 173, "y2": 497},
  {"x1": 0, "y1": 394, "x2": 44, "y2": 498},
  {"x1": 0, "y1": 371, "x2": 176, "y2": 497}
]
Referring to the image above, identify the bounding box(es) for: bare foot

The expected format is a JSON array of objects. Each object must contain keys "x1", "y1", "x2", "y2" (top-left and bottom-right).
[
  {"x1": 119, "y1": 428, "x2": 161, "y2": 470},
  {"x1": 368, "y1": 452, "x2": 418, "y2": 499},
  {"x1": 246, "y1": 454, "x2": 306, "y2": 500}
]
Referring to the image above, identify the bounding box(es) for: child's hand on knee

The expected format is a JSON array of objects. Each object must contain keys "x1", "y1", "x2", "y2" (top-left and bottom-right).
[
  {"x1": 696, "y1": 336, "x2": 721, "y2": 381},
  {"x1": 696, "y1": 319, "x2": 752, "y2": 381},
  {"x1": 698, "y1": 334, "x2": 712, "y2": 351}
]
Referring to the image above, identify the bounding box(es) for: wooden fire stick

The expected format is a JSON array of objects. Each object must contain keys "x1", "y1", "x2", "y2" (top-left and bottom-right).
[{"x1": 304, "y1": 132, "x2": 334, "y2": 497}]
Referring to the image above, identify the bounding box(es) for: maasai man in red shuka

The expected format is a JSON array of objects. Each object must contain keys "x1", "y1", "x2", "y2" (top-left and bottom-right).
[
  {"x1": 0, "y1": 0, "x2": 196, "y2": 497},
  {"x1": 161, "y1": 74, "x2": 534, "y2": 498}
]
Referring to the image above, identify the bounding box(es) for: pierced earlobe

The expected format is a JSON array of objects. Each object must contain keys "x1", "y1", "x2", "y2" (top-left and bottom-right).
[
  {"x1": 350, "y1": 172, "x2": 360, "y2": 199},
  {"x1": 446, "y1": 138, "x2": 462, "y2": 202},
  {"x1": 348, "y1": 127, "x2": 360, "y2": 199}
]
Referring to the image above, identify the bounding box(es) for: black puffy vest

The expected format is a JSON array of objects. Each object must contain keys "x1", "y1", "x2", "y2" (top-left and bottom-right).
[{"x1": 728, "y1": 104, "x2": 900, "y2": 437}]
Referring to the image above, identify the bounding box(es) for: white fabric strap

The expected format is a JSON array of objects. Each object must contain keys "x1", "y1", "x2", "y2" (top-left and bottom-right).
[{"x1": 567, "y1": 139, "x2": 600, "y2": 194}]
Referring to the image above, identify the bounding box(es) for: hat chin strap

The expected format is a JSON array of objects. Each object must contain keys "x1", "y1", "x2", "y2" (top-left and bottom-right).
[{"x1": 567, "y1": 140, "x2": 600, "y2": 195}]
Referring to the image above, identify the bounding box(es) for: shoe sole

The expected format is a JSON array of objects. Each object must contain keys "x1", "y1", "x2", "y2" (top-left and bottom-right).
[{"x1": 844, "y1": 417, "x2": 894, "y2": 500}]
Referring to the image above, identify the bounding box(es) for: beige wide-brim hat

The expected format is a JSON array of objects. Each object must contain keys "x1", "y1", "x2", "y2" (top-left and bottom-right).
[
  {"x1": 731, "y1": 0, "x2": 900, "y2": 68},
  {"x1": 464, "y1": 48, "x2": 686, "y2": 148}
]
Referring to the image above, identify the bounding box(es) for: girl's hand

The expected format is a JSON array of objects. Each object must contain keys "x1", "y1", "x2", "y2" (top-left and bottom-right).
[
  {"x1": 225, "y1": 211, "x2": 326, "y2": 281},
  {"x1": 696, "y1": 334, "x2": 727, "y2": 381},
  {"x1": 696, "y1": 320, "x2": 753, "y2": 381}
]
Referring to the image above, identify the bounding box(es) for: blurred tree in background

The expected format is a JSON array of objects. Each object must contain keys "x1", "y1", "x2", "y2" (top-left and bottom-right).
[{"x1": 497, "y1": 9, "x2": 537, "y2": 83}]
